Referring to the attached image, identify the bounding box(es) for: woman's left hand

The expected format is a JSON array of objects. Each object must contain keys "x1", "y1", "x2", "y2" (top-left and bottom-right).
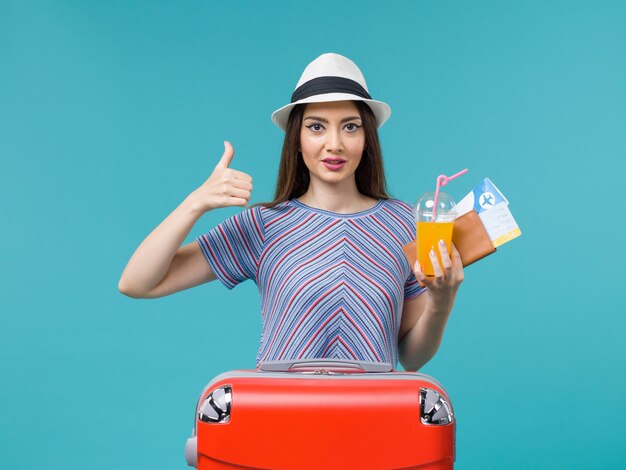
[{"x1": 413, "y1": 240, "x2": 464, "y2": 311}]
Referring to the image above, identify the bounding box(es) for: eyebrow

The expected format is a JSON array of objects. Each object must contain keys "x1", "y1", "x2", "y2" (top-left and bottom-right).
[{"x1": 303, "y1": 115, "x2": 362, "y2": 123}]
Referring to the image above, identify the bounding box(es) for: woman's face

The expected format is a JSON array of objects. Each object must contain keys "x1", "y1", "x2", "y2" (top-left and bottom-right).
[{"x1": 299, "y1": 100, "x2": 365, "y2": 188}]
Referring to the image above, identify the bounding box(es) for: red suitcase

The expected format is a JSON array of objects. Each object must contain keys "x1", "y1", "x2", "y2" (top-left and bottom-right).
[{"x1": 185, "y1": 359, "x2": 455, "y2": 470}]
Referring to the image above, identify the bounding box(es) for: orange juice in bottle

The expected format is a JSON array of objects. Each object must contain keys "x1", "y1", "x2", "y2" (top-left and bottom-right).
[{"x1": 414, "y1": 192, "x2": 456, "y2": 276}]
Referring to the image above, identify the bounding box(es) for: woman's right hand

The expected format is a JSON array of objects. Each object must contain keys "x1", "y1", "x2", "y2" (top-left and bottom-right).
[
  {"x1": 189, "y1": 141, "x2": 253, "y2": 213},
  {"x1": 119, "y1": 141, "x2": 252, "y2": 298}
]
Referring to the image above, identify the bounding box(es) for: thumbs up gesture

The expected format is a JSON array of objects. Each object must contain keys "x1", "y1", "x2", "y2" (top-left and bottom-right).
[{"x1": 190, "y1": 141, "x2": 253, "y2": 213}]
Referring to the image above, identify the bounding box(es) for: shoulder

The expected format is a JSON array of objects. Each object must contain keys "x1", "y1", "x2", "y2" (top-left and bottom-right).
[
  {"x1": 248, "y1": 200, "x2": 304, "y2": 233},
  {"x1": 254, "y1": 200, "x2": 292, "y2": 221},
  {"x1": 229, "y1": 202, "x2": 291, "y2": 222},
  {"x1": 381, "y1": 198, "x2": 414, "y2": 219},
  {"x1": 375, "y1": 199, "x2": 416, "y2": 240}
]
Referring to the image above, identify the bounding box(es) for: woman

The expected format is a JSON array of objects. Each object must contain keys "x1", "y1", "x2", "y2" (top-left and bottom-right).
[{"x1": 118, "y1": 53, "x2": 463, "y2": 371}]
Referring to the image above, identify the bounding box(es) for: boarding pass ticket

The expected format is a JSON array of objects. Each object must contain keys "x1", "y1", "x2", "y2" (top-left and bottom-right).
[{"x1": 455, "y1": 178, "x2": 521, "y2": 248}]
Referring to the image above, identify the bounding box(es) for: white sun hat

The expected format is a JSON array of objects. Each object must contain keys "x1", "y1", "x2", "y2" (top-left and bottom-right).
[{"x1": 271, "y1": 53, "x2": 392, "y2": 131}]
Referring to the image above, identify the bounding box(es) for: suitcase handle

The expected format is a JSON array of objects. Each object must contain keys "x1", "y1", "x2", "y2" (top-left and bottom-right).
[{"x1": 258, "y1": 359, "x2": 393, "y2": 373}]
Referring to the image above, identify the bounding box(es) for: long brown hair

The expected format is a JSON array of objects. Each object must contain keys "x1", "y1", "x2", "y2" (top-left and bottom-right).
[{"x1": 259, "y1": 100, "x2": 389, "y2": 208}]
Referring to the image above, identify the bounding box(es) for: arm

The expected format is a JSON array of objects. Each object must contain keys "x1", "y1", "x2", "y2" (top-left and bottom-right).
[
  {"x1": 398, "y1": 241, "x2": 464, "y2": 371},
  {"x1": 118, "y1": 142, "x2": 253, "y2": 298}
]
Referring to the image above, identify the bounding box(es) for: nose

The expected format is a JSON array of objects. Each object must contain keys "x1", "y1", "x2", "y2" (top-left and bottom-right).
[{"x1": 324, "y1": 128, "x2": 344, "y2": 153}]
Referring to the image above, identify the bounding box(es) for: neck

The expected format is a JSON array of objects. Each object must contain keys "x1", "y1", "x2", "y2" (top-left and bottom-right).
[{"x1": 297, "y1": 180, "x2": 376, "y2": 214}]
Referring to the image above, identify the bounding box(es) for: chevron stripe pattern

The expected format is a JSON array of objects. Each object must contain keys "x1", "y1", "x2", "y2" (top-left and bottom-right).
[{"x1": 197, "y1": 199, "x2": 425, "y2": 367}]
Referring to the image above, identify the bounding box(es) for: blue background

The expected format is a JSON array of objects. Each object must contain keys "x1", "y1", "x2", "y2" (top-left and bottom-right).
[{"x1": 2, "y1": 1, "x2": 625, "y2": 468}]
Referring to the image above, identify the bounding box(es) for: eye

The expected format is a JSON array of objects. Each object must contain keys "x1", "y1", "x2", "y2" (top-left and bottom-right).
[
  {"x1": 344, "y1": 123, "x2": 362, "y2": 132},
  {"x1": 306, "y1": 123, "x2": 325, "y2": 132}
]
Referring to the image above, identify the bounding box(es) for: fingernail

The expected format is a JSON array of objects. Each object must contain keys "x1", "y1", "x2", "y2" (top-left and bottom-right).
[
  {"x1": 430, "y1": 249, "x2": 436, "y2": 257},
  {"x1": 414, "y1": 261, "x2": 420, "y2": 271},
  {"x1": 439, "y1": 239, "x2": 445, "y2": 246}
]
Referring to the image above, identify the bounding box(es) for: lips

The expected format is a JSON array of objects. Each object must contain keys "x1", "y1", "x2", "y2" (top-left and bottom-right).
[{"x1": 322, "y1": 158, "x2": 347, "y2": 171}]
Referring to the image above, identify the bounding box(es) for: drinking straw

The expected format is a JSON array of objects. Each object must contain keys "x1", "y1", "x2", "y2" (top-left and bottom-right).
[{"x1": 432, "y1": 169, "x2": 469, "y2": 220}]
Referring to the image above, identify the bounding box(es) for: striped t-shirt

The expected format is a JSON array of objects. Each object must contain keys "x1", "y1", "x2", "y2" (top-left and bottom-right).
[{"x1": 196, "y1": 198, "x2": 426, "y2": 367}]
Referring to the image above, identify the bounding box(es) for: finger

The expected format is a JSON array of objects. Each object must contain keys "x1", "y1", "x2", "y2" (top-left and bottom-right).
[
  {"x1": 232, "y1": 179, "x2": 253, "y2": 192},
  {"x1": 231, "y1": 169, "x2": 253, "y2": 183},
  {"x1": 222, "y1": 196, "x2": 248, "y2": 207},
  {"x1": 430, "y1": 248, "x2": 444, "y2": 279},
  {"x1": 413, "y1": 261, "x2": 429, "y2": 288},
  {"x1": 217, "y1": 141, "x2": 235, "y2": 168},
  {"x1": 450, "y1": 243, "x2": 465, "y2": 282},
  {"x1": 231, "y1": 197, "x2": 249, "y2": 207},
  {"x1": 228, "y1": 187, "x2": 251, "y2": 200},
  {"x1": 438, "y1": 239, "x2": 452, "y2": 275},
  {"x1": 450, "y1": 242, "x2": 463, "y2": 266}
]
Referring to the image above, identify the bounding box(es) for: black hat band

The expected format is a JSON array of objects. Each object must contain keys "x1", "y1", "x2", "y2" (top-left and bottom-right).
[{"x1": 291, "y1": 76, "x2": 371, "y2": 103}]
